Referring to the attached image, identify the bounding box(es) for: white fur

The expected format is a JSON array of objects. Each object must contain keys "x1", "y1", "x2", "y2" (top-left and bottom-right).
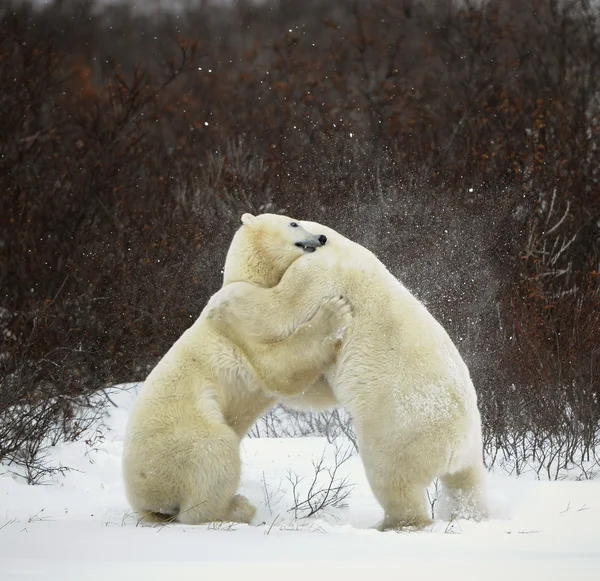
[
  {"x1": 223, "y1": 213, "x2": 488, "y2": 530},
  {"x1": 122, "y1": 218, "x2": 352, "y2": 525}
]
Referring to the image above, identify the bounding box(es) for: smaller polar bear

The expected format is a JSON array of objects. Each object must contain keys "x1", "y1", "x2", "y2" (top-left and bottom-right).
[
  {"x1": 222, "y1": 213, "x2": 488, "y2": 530},
  {"x1": 122, "y1": 221, "x2": 351, "y2": 525}
]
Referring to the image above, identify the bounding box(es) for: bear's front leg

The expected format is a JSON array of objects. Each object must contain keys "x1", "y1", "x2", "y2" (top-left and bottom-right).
[
  {"x1": 249, "y1": 295, "x2": 352, "y2": 397},
  {"x1": 216, "y1": 263, "x2": 330, "y2": 343}
]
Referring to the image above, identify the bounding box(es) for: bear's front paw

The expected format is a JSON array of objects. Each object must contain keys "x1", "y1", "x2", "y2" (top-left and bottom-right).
[{"x1": 316, "y1": 295, "x2": 353, "y2": 342}]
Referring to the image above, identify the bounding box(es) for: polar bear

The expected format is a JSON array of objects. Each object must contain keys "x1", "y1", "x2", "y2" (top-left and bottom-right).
[
  {"x1": 221, "y1": 213, "x2": 487, "y2": 530},
  {"x1": 122, "y1": 221, "x2": 352, "y2": 525}
]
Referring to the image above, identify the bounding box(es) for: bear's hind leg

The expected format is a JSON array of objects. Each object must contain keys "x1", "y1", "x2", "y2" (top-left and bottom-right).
[
  {"x1": 178, "y1": 494, "x2": 256, "y2": 526},
  {"x1": 375, "y1": 483, "x2": 433, "y2": 531},
  {"x1": 440, "y1": 464, "x2": 488, "y2": 522},
  {"x1": 226, "y1": 494, "x2": 257, "y2": 523},
  {"x1": 176, "y1": 428, "x2": 244, "y2": 525},
  {"x1": 364, "y1": 463, "x2": 433, "y2": 531}
]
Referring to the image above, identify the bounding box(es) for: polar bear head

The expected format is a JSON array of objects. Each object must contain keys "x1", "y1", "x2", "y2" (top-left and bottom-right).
[{"x1": 223, "y1": 213, "x2": 327, "y2": 287}]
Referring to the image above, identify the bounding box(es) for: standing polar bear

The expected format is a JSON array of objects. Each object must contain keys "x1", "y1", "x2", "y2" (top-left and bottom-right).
[
  {"x1": 222, "y1": 213, "x2": 487, "y2": 530},
  {"x1": 122, "y1": 221, "x2": 352, "y2": 525}
]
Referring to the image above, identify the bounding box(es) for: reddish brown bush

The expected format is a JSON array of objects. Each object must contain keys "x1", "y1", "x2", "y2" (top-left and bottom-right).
[{"x1": 1, "y1": 0, "x2": 598, "y2": 478}]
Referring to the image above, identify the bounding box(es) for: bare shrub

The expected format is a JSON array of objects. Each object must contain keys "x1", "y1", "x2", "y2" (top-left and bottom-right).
[
  {"x1": 248, "y1": 405, "x2": 358, "y2": 450},
  {"x1": 1, "y1": 0, "x2": 599, "y2": 479},
  {"x1": 287, "y1": 444, "x2": 354, "y2": 520}
]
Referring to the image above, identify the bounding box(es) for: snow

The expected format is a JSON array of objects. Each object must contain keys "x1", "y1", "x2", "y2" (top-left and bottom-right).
[{"x1": 1, "y1": 384, "x2": 599, "y2": 580}]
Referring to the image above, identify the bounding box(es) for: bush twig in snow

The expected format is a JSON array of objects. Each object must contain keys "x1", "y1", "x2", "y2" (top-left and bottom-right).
[{"x1": 287, "y1": 444, "x2": 354, "y2": 519}]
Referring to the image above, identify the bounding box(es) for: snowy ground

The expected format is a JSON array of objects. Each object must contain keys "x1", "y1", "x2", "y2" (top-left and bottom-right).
[{"x1": 1, "y1": 384, "x2": 599, "y2": 580}]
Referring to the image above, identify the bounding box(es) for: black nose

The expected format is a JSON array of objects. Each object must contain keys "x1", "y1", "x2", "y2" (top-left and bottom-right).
[{"x1": 318, "y1": 235, "x2": 327, "y2": 245}]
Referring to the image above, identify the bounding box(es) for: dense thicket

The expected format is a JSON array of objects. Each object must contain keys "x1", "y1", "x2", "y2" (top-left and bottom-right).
[{"x1": 1, "y1": 0, "x2": 599, "y2": 480}]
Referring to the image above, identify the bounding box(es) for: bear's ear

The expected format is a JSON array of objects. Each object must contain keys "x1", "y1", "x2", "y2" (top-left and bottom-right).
[{"x1": 241, "y1": 213, "x2": 256, "y2": 226}]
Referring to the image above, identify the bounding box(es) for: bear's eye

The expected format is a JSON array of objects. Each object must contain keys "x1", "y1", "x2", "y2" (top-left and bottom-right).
[{"x1": 290, "y1": 222, "x2": 299, "y2": 228}]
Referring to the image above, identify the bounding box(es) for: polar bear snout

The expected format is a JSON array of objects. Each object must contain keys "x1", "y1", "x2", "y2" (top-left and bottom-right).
[
  {"x1": 295, "y1": 233, "x2": 326, "y2": 252},
  {"x1": 295, "y1": 243, "x2": 316, "y2": 252}
]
